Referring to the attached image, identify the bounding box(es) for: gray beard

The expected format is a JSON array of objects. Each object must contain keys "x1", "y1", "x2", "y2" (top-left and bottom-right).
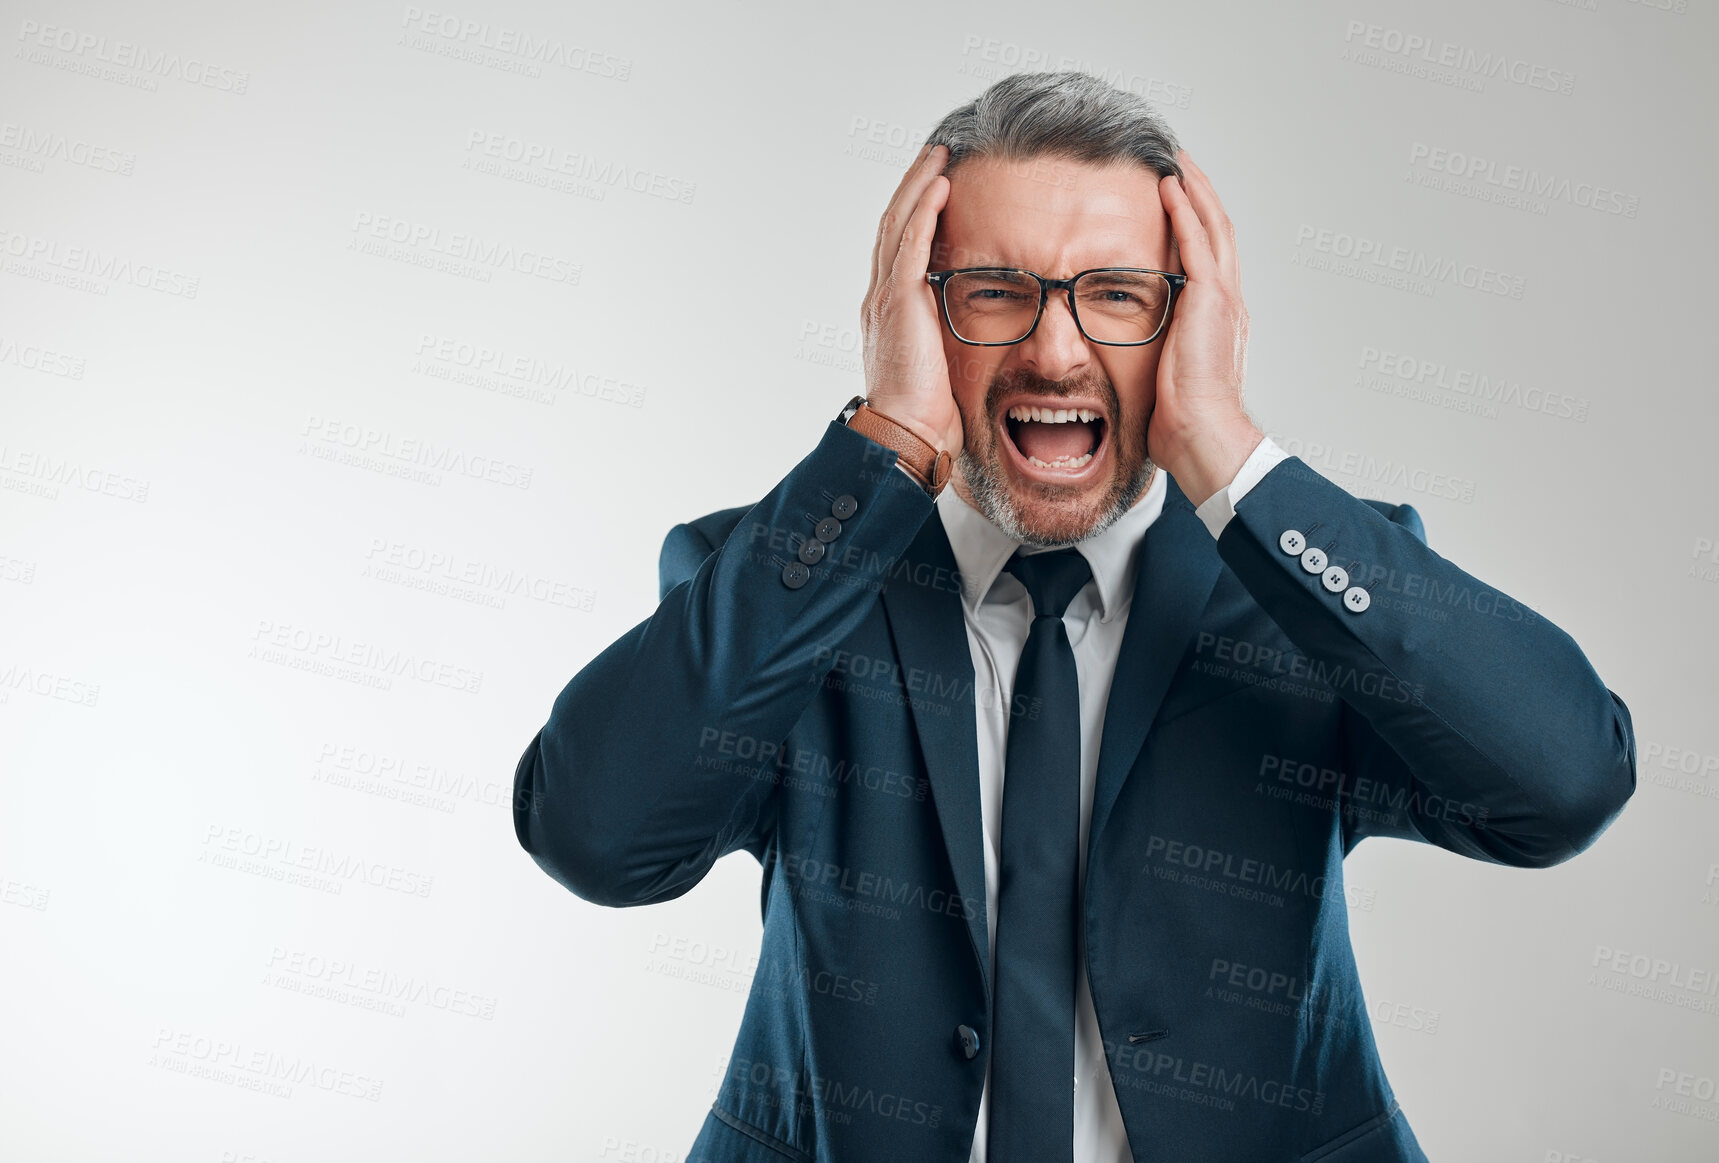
[{"x1": 957, "y1": 442, "x2": 1157, "y2": 549}]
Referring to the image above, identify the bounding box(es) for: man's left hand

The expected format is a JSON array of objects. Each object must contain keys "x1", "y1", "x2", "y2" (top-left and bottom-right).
[{"x1": 1151, "y1": 149, "x2": 1264, "y2": 507}]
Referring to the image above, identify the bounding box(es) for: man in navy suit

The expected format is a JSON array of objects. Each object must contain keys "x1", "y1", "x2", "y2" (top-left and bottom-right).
[{"x1": 512, "y1": 72, "x2": 1635, "y2": 1161}]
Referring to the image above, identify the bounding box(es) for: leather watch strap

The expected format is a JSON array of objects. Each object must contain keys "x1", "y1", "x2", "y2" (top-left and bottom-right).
[{"x1": 845, "y1": 401, "x2": 954, "y2": 497}]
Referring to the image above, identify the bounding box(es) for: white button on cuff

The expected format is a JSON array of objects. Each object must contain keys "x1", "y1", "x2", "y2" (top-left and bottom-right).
[
  {"x1": 1300, "y1": 547, "x2": 1328, "y2": 574},
  {"x1": 1279, "y1": 529, "x2": 1306, "y2": 555},
  {"x1": 1322, "y1": 566, "x2": 1349, "y2": 593},
  {"x1": 1344, "y1": 586, "x2": 1371, "y2": 613}
]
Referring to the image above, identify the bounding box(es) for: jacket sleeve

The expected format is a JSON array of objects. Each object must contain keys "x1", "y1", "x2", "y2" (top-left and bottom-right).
[
  {"x1": 512, "y1": 420, "x2": 936, "y2": 906},
  {"x1": 1216, "y1": 456, "x2": 1637, "y2": 868}
]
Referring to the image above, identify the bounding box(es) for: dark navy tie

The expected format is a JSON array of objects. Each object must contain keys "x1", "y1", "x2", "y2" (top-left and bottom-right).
[{"x1": 988, "y1": 546, "x2": 1092, "y2": 1163}]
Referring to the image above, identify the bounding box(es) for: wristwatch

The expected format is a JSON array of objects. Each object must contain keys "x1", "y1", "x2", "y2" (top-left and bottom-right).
[{"x1": 838, "y1": 394, "x2": 954, "y2": 498}]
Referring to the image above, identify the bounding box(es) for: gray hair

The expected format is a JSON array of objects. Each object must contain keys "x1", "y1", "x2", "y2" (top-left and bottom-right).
[{"x1": 924, "y1": 70, "x2": 1183, "y2": 180}]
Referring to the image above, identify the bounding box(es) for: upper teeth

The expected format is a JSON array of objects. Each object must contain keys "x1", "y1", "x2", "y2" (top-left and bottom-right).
[{"x1": 1008, "y1": 405, "x2": 1098, "y2": 424}]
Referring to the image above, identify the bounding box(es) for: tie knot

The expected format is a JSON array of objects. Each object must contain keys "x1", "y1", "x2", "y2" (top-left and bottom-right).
[{"x1": 1004, "y1": 547, "x2": 1092, "y2": 621}]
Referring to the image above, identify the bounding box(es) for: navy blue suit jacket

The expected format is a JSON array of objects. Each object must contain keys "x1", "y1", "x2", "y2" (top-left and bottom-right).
[{"x1": 513, "y1": 420, "x2": 1636, "y2": 1162}]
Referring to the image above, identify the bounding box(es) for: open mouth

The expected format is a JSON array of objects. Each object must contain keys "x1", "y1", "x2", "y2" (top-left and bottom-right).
[{"x1": 1002, "y1": 404, "x2": 1108, "y2": 475}]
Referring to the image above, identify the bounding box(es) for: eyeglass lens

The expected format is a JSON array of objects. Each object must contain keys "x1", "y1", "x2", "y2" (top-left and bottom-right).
[{"x1": 941, "y1": 270, "x2": 1171, "y2": 344}]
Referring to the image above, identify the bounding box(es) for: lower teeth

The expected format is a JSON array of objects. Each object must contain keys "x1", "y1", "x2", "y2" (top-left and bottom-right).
[{"x1": 1027, "y1": 451, "x2": 1092, "y2": 469}]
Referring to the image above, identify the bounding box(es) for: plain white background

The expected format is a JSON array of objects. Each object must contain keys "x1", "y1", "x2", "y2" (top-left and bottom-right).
[{"x1": 2, "y1": 1, "x2": 1716, "y2": 1159}]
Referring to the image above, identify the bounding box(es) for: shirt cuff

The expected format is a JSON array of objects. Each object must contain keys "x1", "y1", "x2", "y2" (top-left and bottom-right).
[{"x1": 1193, "y1": 436, "x2": 1289, "y2": 540}]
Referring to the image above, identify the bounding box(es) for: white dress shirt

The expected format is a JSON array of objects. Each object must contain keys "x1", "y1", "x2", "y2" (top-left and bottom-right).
[{"x1": 904, "y1": 437, "x2": 1288, "y2": 1162}]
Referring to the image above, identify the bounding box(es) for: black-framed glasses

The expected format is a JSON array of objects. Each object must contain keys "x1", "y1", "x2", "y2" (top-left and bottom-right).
[{"x1": 925, "y1": 267, "x2": 1187, "y2": 347}]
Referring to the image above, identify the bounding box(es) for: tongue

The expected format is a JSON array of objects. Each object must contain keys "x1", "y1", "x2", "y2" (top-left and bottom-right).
[{"x1": 1014, "y1": 419, "x2": 1097, "y2": 462}]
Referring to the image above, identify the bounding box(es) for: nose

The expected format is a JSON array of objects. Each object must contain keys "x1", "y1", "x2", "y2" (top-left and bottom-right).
[{"x1": 1012, "y1": 289, "x2": 1090, "y2": 382}]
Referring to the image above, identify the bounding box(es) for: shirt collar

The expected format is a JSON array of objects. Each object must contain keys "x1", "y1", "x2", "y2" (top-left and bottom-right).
[{"x1": 935, "y1": 467, "x2": 1168, "y2": 624}]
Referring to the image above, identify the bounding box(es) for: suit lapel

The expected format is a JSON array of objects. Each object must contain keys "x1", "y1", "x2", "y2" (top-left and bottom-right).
[
  {"x1": 878, "y1": 507, "x2": 990, "y2": 997},
  {"x1": 875, "y1": 479, "x2": 1223, "y2": 996},
  {"x1": 1088, "y1": 476, "x2": 1224, "y2": 861}
]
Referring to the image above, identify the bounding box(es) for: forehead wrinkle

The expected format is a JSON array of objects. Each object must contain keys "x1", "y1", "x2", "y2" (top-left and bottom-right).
[
  {"x1": 965, "y1": 223, "x2": 1160, "y2": 279},
  {"x1": 942, "y1": 192, "x2": 1168, "y2": 276}
]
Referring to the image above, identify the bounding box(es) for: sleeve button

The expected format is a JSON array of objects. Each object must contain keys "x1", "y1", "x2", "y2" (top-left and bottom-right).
[
  {"x1": 831, "y1": 494, "x2": 858, "y2": 520},
  {"x1": 1322, "y1": 565, "x2": 1349, "y2": 593},
  {"x1": 1279, "y1": 529, "x2": 1306, "y2": 555},
  {"x1": 1300, "y1": 546, "x2": 1328, "y2": 574},
  {"x1": 814, "y1": 516, "x2": 843, "y2": 543},
  {"x1": 782, "y1": 561, "x2": 810, "y2": 589},
  {"x1": 797, "y1": 538, "x2": 826, "y2": 565},
  {"x1": 1343, "y1": 586, "x2": 1371, "y2": 613}
]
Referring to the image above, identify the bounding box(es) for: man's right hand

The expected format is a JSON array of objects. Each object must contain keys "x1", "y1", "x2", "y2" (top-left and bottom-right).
[{"x1": 859, "y1": 142, "x2": 963, "y2": 457}]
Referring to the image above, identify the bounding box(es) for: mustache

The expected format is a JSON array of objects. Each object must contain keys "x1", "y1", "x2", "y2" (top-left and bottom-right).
[{"x1": 984, "y1": 368, "x2": 1121, "y2": 418}]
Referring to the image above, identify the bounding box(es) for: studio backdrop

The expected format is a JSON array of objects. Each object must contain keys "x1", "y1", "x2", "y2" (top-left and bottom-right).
[{"x1": 2, "y1": 0, "x2": 1715, "y2": 1159}]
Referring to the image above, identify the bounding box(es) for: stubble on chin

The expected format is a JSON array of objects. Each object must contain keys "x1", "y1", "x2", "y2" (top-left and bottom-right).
[{"x1": 955, "y1": 383, "x2": 1156, "y2": 549}]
